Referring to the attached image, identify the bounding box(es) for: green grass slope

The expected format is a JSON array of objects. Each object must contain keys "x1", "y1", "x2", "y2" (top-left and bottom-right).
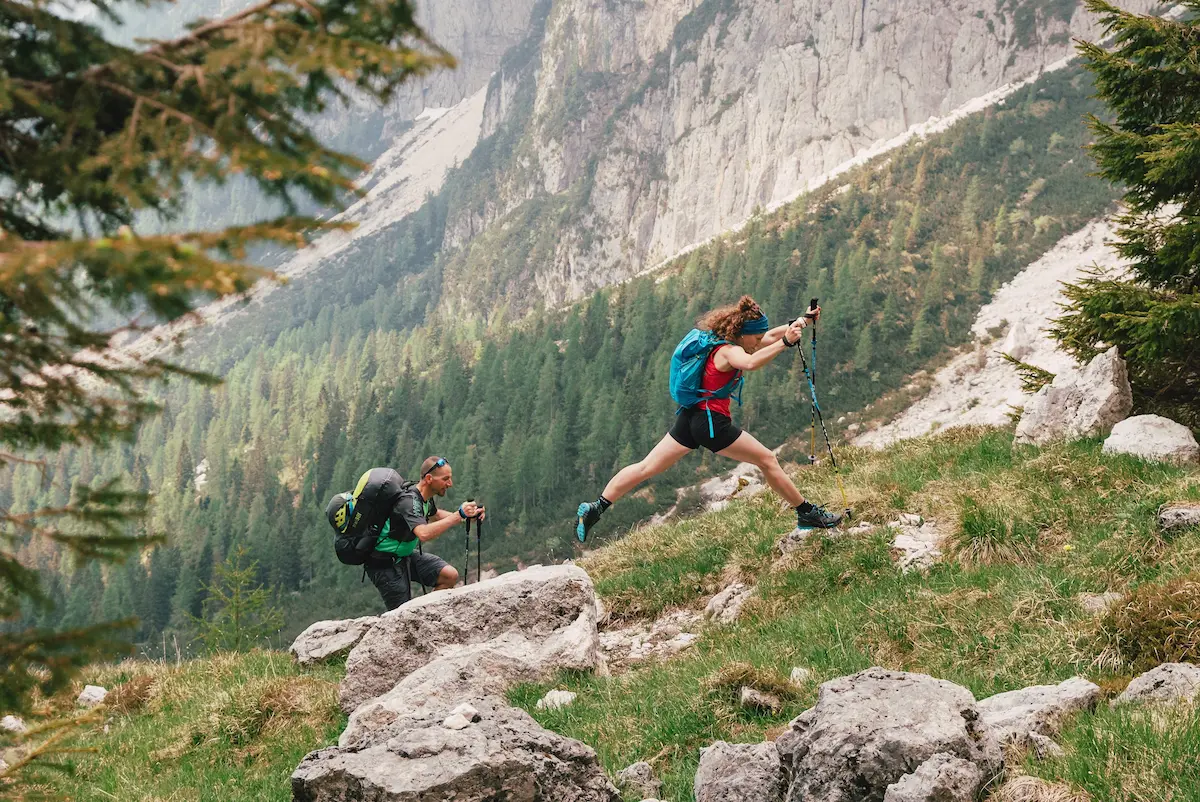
[{"x1": 24, "y1": 427, "x2": 1200, "y2": 801}]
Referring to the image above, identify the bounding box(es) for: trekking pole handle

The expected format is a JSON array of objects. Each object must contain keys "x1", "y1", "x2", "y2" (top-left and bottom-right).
[{"x1": 805, "y1": 298, "x2": 819, "y2": 319}]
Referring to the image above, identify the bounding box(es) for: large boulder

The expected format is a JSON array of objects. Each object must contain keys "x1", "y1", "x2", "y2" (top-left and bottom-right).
[
  {"x1": 775, "y1": 668, "x2": 1002, "y2": 802},
  {"x1": 342, "y1": 633, "x2": 579, "y2": 748},
  {"x1": 694, "y1": 741, "x2": 785, "y2": 802},
  {"x1": 976, "y1": 676, "x2": 1101, "y2": 747},
  {"x1": 1102, "y1": 415, "x2": 1200, "y2": 466},
  {"x1": 290, "y1": 616, "x2": 379, "y2": 666},
  {"x1": 292, "y1": 697, "x2": 620, "y2": 802},
  {"x1": 339, "y1": 565, "x2": 599, "y2": 712},
  {"x1": 1114, "y1": 663, "x2": 1200, "y2": 706},
  {"x1": 1014, "y1": 346, "x2": 1132, "y2": 445},
  {"x1": 883, "y1": 753, "x2": 984, "y2": 802}
]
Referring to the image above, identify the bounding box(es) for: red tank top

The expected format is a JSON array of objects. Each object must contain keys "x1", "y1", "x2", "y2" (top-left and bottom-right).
[{"x1": 697, "y1": 344, "x2": 741, "y2": 417}]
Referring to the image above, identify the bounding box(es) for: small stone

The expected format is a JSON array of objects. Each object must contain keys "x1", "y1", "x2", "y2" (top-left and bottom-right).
[
  {"x1": 898, "y1": 513, "x2": 924, "y2": 527},
  {"x1": 777, "y1": 527, "x2": 813, "y2": 555},
  {"x1": 1028, "y1": 732, "x2": 1065, "y2": 759},
  {"x1": 1159, "y1": 503, "x2": 1200, "y2": 532},
  {"x1": 739, "y1": 686, "x2": 782, "y2": 714},
  {"x1": 77, "y1": 685, "x2": 107, "y2": 708},
  {"x1": 1114, "y1": 663, "x2": 1200, "y2": 706},
  {"x1": 847, "y1": 423, "x2": 861, "y2": 433},
  {"x1": 789, "y1": 667, "x2": 813, "y2": 686},
  {"x1": 615, "y1": 760, "x2": 662, "y2": 798},
  {"x1": 0, "y1": 716, "x2": 27, "y2": 734},
  {"x1": 441, "y1": 713, "x2": 471, "y2": 730},
  {"x1": 448, "y1": 702, "x2": 481, "y2": 722},
  {"x1": 536, "y1": 689, "x2": 578, "y2": 710},
  {"x1": 1077, "y1": 591, "x2": 1123, "y2": 616}
]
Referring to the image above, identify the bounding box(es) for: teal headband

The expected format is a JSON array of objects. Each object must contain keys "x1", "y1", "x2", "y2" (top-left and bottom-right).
[{"x1": 739, "y1": 314, "x2": 770, "y2": 335}]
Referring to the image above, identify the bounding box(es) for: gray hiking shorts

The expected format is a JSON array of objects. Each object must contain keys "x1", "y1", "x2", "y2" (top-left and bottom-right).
[{"x1": 365, "y1": 552, "x2": 449, "y2": 610}]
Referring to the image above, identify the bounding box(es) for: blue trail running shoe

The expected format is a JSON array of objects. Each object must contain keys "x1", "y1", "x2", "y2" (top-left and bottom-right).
[
  {"x1": 796, "y1": 503, "x2": 843, "y2": 529},
  {"x1": 576, "y1": 501, "x2": 603, "y2": 543}
]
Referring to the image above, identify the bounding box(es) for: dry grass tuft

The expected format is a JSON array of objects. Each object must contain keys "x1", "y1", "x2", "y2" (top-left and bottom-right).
[
  {"x1": 190, "y1": 675, "x2": 338, "y2": 747},
  {"x1": 702, "y1": 661, "x2": 798, "y2": 703},
  {"x1": 991, "y1": 775, "x2": 1091, "y2": 802},
  {"x1": 1087, "y1": 574, "x2": 1200, "y2": 672},
  {"x1": 107, "y1": 674, "x2": 156, "y2": 715},
  {"x1": 944, "y1": 495, "x2": 1040, "y2": 566}
]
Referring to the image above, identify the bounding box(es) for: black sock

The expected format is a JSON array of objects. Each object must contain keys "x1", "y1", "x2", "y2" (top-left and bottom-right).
[
  {"x1": 796, "y1": 501, "x2": 815, "y2": 514},
  {"x1": 596, "y1": 495, "x2": 612, "y2": 512}
]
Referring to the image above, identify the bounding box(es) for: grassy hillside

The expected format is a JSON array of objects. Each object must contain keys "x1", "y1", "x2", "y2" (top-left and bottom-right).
[{"x1": 20, "y1": 426, "x2": 1199, "y2": 801}]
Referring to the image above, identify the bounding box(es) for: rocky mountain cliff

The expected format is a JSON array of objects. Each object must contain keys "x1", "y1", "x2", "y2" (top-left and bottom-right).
[{"x1": 434, "y1": 0, "x2": 1163, "y2": 311}]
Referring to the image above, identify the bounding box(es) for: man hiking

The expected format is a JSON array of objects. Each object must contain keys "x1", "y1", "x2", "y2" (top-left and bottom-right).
[
  {"x1": 576, "y1": 295, "x2": 843, "y2": 542},
  {"x1": 325, "y1": 457, "x2": 484, "y2": 610}
]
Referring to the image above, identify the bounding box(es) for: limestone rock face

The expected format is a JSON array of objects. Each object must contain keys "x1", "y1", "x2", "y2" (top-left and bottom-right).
[
  {"x1": 1102, "y1": 414, "x2": 1200, "y2": 466},
  {"x1": 292, "y1": 697, "x2": 620, "y2": 802},
  {"x1": 339, "y1": 564, "x2": 599, "y2": 713},
  {"x1": 976, "y1": 677, "x2": 1101, "y2": 747},
  {"x1": 1015, "y1": 347, "x2": 1133, "y2": 445},
  {"x1": 289, "y1": 616, "x2": 379, "y2": 666},
  {"x1": 694, "y1": 741, "x2": 785, "y2": 802},
  {"x1": 775, "y1": 668, "x2": 1002, "y2": 802},
  {"x1": 883, "y1": 753, "x2": 984, "y2": 802},
  {"x1": 1114, "y1": 663, "x2": 1200, "y2": 706}
]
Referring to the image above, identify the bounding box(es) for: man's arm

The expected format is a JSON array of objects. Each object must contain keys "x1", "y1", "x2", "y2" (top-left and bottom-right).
[{"x1": 413, "y1": 514, "x2": 465, "y2": 543}]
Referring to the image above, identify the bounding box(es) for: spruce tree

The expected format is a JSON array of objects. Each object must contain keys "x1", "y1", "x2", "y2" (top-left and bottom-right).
[
  {"x1": 0, "y1": 0, "x2": 451, "y2": 758},
  {"x1": 1052, "y1": 1, "x2": 1200, "y2": 427}
]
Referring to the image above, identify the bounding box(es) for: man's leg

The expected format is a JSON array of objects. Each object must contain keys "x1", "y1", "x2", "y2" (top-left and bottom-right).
[
  {"x1": 412, "y1": 552, "x2": 455, "y2": 592},
  {"x1": 365, "y1": 558, "x2": 412, "y2": 610}
]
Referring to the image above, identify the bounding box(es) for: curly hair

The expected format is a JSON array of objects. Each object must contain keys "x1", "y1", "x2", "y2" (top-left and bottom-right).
[{"x1": 697, "y1": 295, "x2": 765, "y2": 341}]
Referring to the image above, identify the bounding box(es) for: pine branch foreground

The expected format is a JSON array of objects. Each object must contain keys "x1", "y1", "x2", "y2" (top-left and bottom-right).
[
  {"x1": 1052, "y1": 1, "x2": 1200, "y2": 428},
  {"x1": 1, "y1": 0, "x2": 452, "y2": 789}
]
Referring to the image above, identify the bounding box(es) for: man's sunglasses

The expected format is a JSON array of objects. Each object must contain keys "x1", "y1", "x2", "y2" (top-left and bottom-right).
[{"x1": 423, "y1": 457, "x2": 448, "y2": 477}]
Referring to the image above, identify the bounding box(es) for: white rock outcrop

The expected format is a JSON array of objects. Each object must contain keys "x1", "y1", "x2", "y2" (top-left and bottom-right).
[
  {"x1": 1015, "y1": 347, "x2": 1133, "y2": 445},
  {"x1": 289, "y1": 616, "x2": 379, "y2": 666},
  {"x1": 1114, "y1": 663, "x2": 1200, "y2": 706},
  {"x1": 1102, "y1": 415, "x2": 1200, "y2": 465},
  {"x1": 339, "y1": 564, "x2": 599, "y2": 713}
]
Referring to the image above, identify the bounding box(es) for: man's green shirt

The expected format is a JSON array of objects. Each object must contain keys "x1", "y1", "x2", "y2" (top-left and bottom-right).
[{"x1": 374, "y1": 491, "x2": 436, "y2": 558}]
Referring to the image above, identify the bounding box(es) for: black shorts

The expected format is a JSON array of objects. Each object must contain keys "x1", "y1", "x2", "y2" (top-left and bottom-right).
[
  {"x1": 668, "y1": 407, "x2": 743, "y2": 453},
  {"x1": 365, "y1": 551, "x2": 449, "y2": 611}
]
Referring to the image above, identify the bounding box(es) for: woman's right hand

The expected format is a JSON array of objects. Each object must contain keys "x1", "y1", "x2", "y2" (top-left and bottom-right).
[{"x1": 785, "y1": 317, "x2": 807, "y2": 344}]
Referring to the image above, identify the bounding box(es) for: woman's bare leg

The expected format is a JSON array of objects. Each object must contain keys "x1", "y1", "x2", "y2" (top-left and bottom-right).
[
  {"x1": 602, "y1": 434, "x2": 693, "y2": 501},
  {"x1": 717, "y1": 431, "x2": 804, "y2": 507}
]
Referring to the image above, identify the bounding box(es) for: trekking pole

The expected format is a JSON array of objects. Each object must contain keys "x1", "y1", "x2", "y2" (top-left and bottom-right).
[
  {"x1": 462, "y1": 497, "x2": 474, "y2": 585},
  {"x1": 808, "y1": 297, "x2": 818, "y2": 465},
  {"x1": 475, "y1": 509, "x2": 482, "y2": 585},
  {"x1": 794, "y1": 335, "x2": 852, "y2": 520}
]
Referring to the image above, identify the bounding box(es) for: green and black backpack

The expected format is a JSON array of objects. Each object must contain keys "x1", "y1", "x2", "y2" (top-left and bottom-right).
[{"x1": 324, "y1": 467, "x2": 409, "y2": 565}]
